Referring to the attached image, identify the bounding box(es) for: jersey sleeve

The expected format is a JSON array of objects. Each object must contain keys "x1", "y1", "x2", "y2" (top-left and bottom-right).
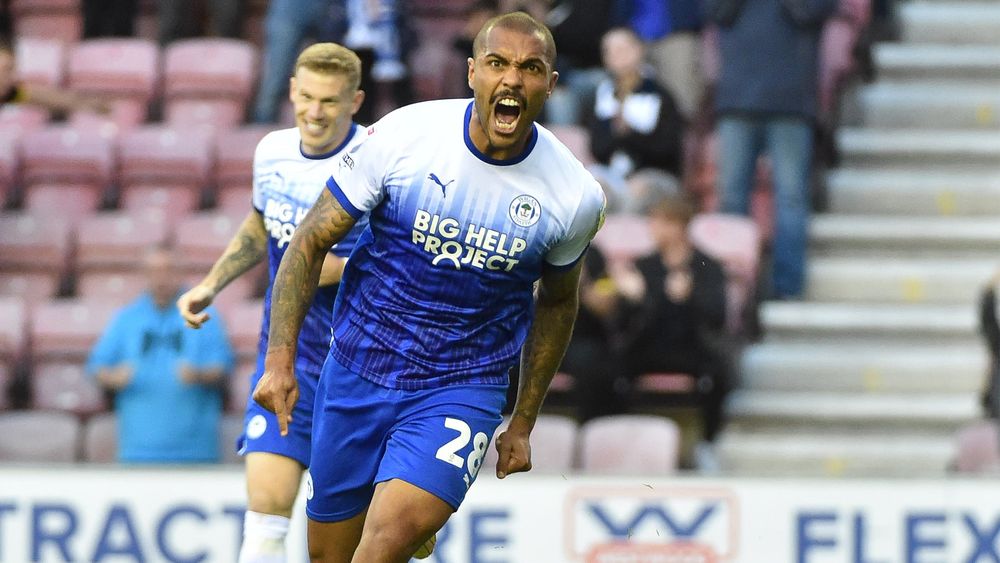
[
  {"x1": 544, "y1": 179, "x2": 607, "y2": 270},
  {"x1": 325, "y1": 122, "x2": 392, "y2": 220}
]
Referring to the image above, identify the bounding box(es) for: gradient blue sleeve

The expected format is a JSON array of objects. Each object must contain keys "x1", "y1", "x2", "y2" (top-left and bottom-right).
[
  {"x1": 545, "y1": 179, "x2": 607, "y2": 268},
  {"x1": 85, "y1": 309, "x2": 128, "y2": 378}
]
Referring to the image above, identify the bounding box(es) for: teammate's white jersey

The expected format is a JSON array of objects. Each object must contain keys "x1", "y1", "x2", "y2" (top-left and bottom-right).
[
  {"x1": 325, "y1": 99, "x2": 605, "y2": 389},
  {"x1": 252, "y1": 124, "x2": 368, "y2": 376}
]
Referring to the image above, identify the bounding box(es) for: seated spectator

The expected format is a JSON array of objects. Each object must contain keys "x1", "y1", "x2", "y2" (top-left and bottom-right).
[
  {"x1": 86, "y1": 246, "x2": 234, "y2": 464},
  {"x1": 0, "y1": 39, "x2": 107, "y2": 114},
  {"x1": 615, "y1": 193, "x2": 731, "y2": 471},
  {"x1": 561, "y1": 245, "x2": 624, "y2": 422},
  {"x1": 587, "y1": 27, "x2": 685, "y2": 182}
]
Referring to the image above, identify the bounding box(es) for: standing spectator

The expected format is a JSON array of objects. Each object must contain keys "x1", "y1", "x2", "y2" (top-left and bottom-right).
[
  {"x1": 706, "y1": 0, "x2": 836, "y2": 299},
  {"x1": 615, "y1": 193, "x2": 730, "y2": 471},
  {"x1": 158, "y1": 0, "x2": 245, "y2": 45},
  {"x1": 588, "y1": 27, "x2": 685, "y2": 180},
  {"x1": 83, "y1": 0, "x2": 137, "y2": 38},
  {"x1": 87, "y1": 246, "x2": 234, "y2": 464}
]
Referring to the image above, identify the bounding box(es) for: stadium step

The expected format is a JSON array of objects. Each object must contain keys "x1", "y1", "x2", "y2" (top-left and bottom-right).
[
  {"x1": 717, "y1": 429, "x2": 955, "y2": 477},
  {"x1": 726, "y1": 389, "x2": 979, "y2": 429},
  {"x1": 740, "y1": 340, "x2": 985, "y2": 393},
  {"x1": 825, "y1": 168, "x2": 1000, "y2": 216},
  {"x1": 837, "y1": 128, "x2": 1000, "y2": 170},
  {"x1": 805, "y1": 256, "x2": 993, "y2": 303},
  {"x1": 855, "y1": 82, "x2": 1000, "y2": 129},
  {"x1": 873, "y1": 43, "x2": 1000, "y2": 83},
  {"x1": 810, "y1": 214, "x2": 1000, "y2": 256},
  {"x1": 900, "y1": 3, "x2": 1000, "y2": 45},
  {"x1": 758, "y1": 301, "x2": 978, "y2": 340}
]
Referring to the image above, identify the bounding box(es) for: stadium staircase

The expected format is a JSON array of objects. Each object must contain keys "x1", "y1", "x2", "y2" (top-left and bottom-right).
[{"x1": 717, "y1": 0, "x2": 1000, "y2": 476}]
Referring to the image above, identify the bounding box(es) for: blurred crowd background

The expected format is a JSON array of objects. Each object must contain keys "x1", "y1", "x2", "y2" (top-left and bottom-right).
[{"x1": 3, "y1": 0, "x2": 997, "y2": 480}]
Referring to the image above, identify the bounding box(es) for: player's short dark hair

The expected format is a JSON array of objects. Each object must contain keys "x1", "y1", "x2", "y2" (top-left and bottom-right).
[
  {"x1": 294, "y1": 42, "x2": 362, "y2": 92},
  {"x1": 647, "y1": 192, "x2": 698, "y2": 225},
  {"x1": 472, "y1": 11, "x2": 556, "y2": 66}
]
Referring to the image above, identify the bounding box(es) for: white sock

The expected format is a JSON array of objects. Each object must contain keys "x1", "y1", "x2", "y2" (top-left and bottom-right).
[{"x1": 238, "y1": 510, "x2": 290, "y2": 563}]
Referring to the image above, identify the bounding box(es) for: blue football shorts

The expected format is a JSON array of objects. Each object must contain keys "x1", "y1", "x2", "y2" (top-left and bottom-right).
[
  {"x1": 306, "y1": 355, "x2": 507, "y2": 522},
  {"x1": 236, "y1": 357, "x2": 320, "y2": 468}
]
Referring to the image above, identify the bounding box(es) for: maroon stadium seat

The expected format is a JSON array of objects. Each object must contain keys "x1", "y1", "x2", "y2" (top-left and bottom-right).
[
  {"x1": 10, "y1": 0, "x2": 82, "y2": 42},
  {"x1": 118, "y1": 125, "x2": 215, "y2": 194},
  {"x1": 221, "y1": 298, "x2": 264, "y2": 363},
  {"x1": 30, "y1": 298, "x2": 120, "y2": 362},
  {"x1": 120, "y1": 185, "x2": 200, "y2": 229},
  {"x1": 0, "y1": 410, "x2": 81, "y2": 462},
  {"x1": 0, "y1": 297, "x2": 27, "y2": 366},
  {"x1": 0, "y1": 271, "x2": 61, "y2": 308},
  {"x1": 0, "y1": 105, "x2": 49, "y2": 133},
  {"x1": 76, "y1": 270, "x2": 148, "y2": 302},
  {"x1": 31, "y1": 361, "x2": 108, "y2": 415},
  {"x1": 83, "y1": 412, "x2": 117, "y2": 463},
  {"x1": 483, "y1": 414, "x2": 579, "y2": 476},
  {"x1": 228, "y1": 357, "x2": 256, "y2": 414},
  {"x1": 173, "y1": 212, "x2": 243, "y2": 271},
  {"x1": 579, "y1": 415, "x2": 681, "y2": 475},
  {"x1": 0, "y1": 211, "x2": 72, "y2": 273},
  {"x1": 545, "y1": 124, "x2": 595, "y2": 167},
  {"x1": 15, "y1": 37, "x2": 66, "y2": 88},
  {"x1": 67, "y1": 38, "x2": 159, "y2": 128},
  {"x1": 76, "y1": 211, "x2": 171, "y2": 272},
  {"x1": 688, "y1": 213, "x2": 762, "y2": 334},
  {"x1": 163, "y1": 38, "x2": 257, "y2": 102},
  {"x1": 20, "y1": 125, "x2": 115, "y2": 209},
  {"x1": 591, "y1": 213, "x2": 654, "y2": 268},
  {"x1": 165, "y1": 98, "x2": 246, "y2": 129},
  {"x1": 22, "y1": 184, "x2": 103, "y2": 226},
  {"x1": 215, "y1": 125, "x2": 272, "y2": 192}
]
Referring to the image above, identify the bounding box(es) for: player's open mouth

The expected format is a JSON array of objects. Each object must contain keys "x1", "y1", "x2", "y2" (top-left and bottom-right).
[
  {"x1": 493, "y1": 97, "x2": 522, "y2": 134},
  {"x1": 304, "y1": 121, "x2": 327, "y2": 135}
]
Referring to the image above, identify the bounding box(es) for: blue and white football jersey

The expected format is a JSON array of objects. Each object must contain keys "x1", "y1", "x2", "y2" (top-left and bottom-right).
[
  {"x1": 252, "y1": 124, "x2": 368, "y2": 376},
  {"x1": 325, "y1": 99, "x2": 606, "y2": 389}
]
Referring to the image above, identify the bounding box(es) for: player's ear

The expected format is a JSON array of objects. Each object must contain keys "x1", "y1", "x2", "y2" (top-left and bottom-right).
[
  {"x1": 467, "y1": 57, "x2": 475, "y2": 90},
  {"x1": 351, "y1": 89, "x2": 365, "y2": 114},
  {"x1": 547, "y1": 70, "x2": 559, "y2": 97},
  {"x1": 288, "y1": 77, "x2": 297, "y2": 103}
]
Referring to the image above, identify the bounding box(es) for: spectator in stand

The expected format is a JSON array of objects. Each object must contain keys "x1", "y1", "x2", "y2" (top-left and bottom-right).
[
  {"x1": 342, "y1": 0, "x2": 415, "y2": 122},
  {"x1": 83, "y1": 0, "x2": 137, "y2": 38},
  {"x1": 158, "y1": 0, "x2": 245, "y2": 45},
  {"x1": 705, "y1": 0, "x2": 836, "y2": 300},
  {"x1": 561, "y1": 246, "x2": 624, "y2": 422},
  {"x1": 587, "y1": 27, "x2": 685, "y2": 181},
  {"x1": 615, "y1": 192, "x2": 730, "y2": 471},
  {"x1": 619, "y1": 0, "x2": 705, "y2": 121},
  {"x1": 87, "y1": 246, "x2": 234, "y2": 464},
  {"x1": 0, "y1": 39, "x2": 108, "y2": 114},
  {"x1": 979, "y1": 270, "x2": 1000, "y2": 419}
]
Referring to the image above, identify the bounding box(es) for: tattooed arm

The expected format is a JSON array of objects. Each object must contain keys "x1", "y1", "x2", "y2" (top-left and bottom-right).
[
  {"x1": 495, "y1": 260, "x2": 583, "y2": 478},
  {"x1": 253, "y1": 190, "x2": 357, "y2": 434},
  {"x1": 177, "y1": 211, "x2": 269, "y2": 329}
]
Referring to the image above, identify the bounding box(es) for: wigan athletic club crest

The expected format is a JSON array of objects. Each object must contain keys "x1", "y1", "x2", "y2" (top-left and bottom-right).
[{"x1": 509, "y1": 194, "x2": 541, "y2": 228}]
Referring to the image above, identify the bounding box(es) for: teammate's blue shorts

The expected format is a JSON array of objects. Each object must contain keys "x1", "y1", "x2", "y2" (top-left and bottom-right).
[
  {"x1": 306, "y1": 354, "x2": 507, "y2": 522},
  {"x1": 236, "y1": 358, "x2": 320, "y2": 468}
]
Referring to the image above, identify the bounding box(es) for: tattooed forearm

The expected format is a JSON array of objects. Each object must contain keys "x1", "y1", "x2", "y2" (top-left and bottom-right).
[
  {"x1": 267, "y1": 190, "x2": 356, "y2": 354},
  {"x1": 513, "y1": 262, "x2": 583, "y2": 426},
  {"x1": 204, "y1": 212, "x2": 268, "y2": 293}
]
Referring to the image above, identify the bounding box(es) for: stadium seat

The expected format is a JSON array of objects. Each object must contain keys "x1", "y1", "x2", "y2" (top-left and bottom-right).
[
  {"x1": 165, "y1": 99, "x2": 246, "y2": 130},
  {"x1": 0, "y1": 271, "x2": 61, "y2": 308},
  {"x1": 163, "y1": 39, "x2": 257, "y2": 102},
  {"x1": 216, "y1": 186, "x2": 254, "y2": 220},
  {"x1": 579, "y1": 414, "x2": 681, "y2": 475},
  {"x1": 31, "y1": 361, "x2": 108, "y2": 415},
  {"x1": 67, "y1": 38, "x2": 159, "y2": 128},
  {"x1": 118, "y1": 125, "x2": 215, "y2": 194},
  {"x1": 545, "y1": 124, "x2": 595, "y2": 167},
  {"x1": 220, "y1": 413, "x2": 245, "y2": 464},
  {"x1": 0, "y1": 297, "x2": 27, "y2": 365},
  {"x1": 0, "y1": 212, "x2": 72, "y2": 273},
  {"x1": 10, "y1": 0, "x2": 82, "y2": 42},
  {"x1": 215, "y1": 125, "x2": 272, "y2": 192},
  {"x1": 22, "y1": 184, "x2": 102, "y2": 226},
  {"x1": 483, "y1": 414, "x2": 580, "y2": 476},
  {"x1": 15, "y1": 37, "x2": 66, "y2": 88},
  {"x1": 591, "y1": 213, "x2": 655, "y2": 267},
  {"x1": 120, "y1": 185, "x2": 200, "y2": 228},
  {"x1": 952, "y1": 420, "x2": 1000, "y2": 474},
  {"x1": 228, "y1": 357, "x2": 256, "y2": 413},
  {"x1": 76, "y1": 271, "x2": 148, "y2": 302},
  {"x1": 82, "y1": 412, "x2": 117, "y2": 463},
  {"x1": 688, "y1": 213, "x2": 762, "y2": 334},
  {"x1": 20, "y1": 125, "x2": 115, "y2": 188},
  {"x1": 174, "y1": 212, "x2": 243, "y2": 272},
  {"x1": 76, "y1": 211, "x2": 171, "y2": 272},
  {"x1": 0, "y1": 105, "x2": 49, "y2": 135},
  {"x1": 222, "y1": 299, "x2": 264, "y2": 362},
  {"x1": 0, "y1": 410, "x2": 81, "y2": 463},
  {"x1": 30, "y1": 298, "x2": 120, "y2": 362}
]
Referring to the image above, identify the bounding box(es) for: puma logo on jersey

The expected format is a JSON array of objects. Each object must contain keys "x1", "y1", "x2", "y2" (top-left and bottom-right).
[{"x1": 427, "y1": 173, "x2": 454, "y2": 196}]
